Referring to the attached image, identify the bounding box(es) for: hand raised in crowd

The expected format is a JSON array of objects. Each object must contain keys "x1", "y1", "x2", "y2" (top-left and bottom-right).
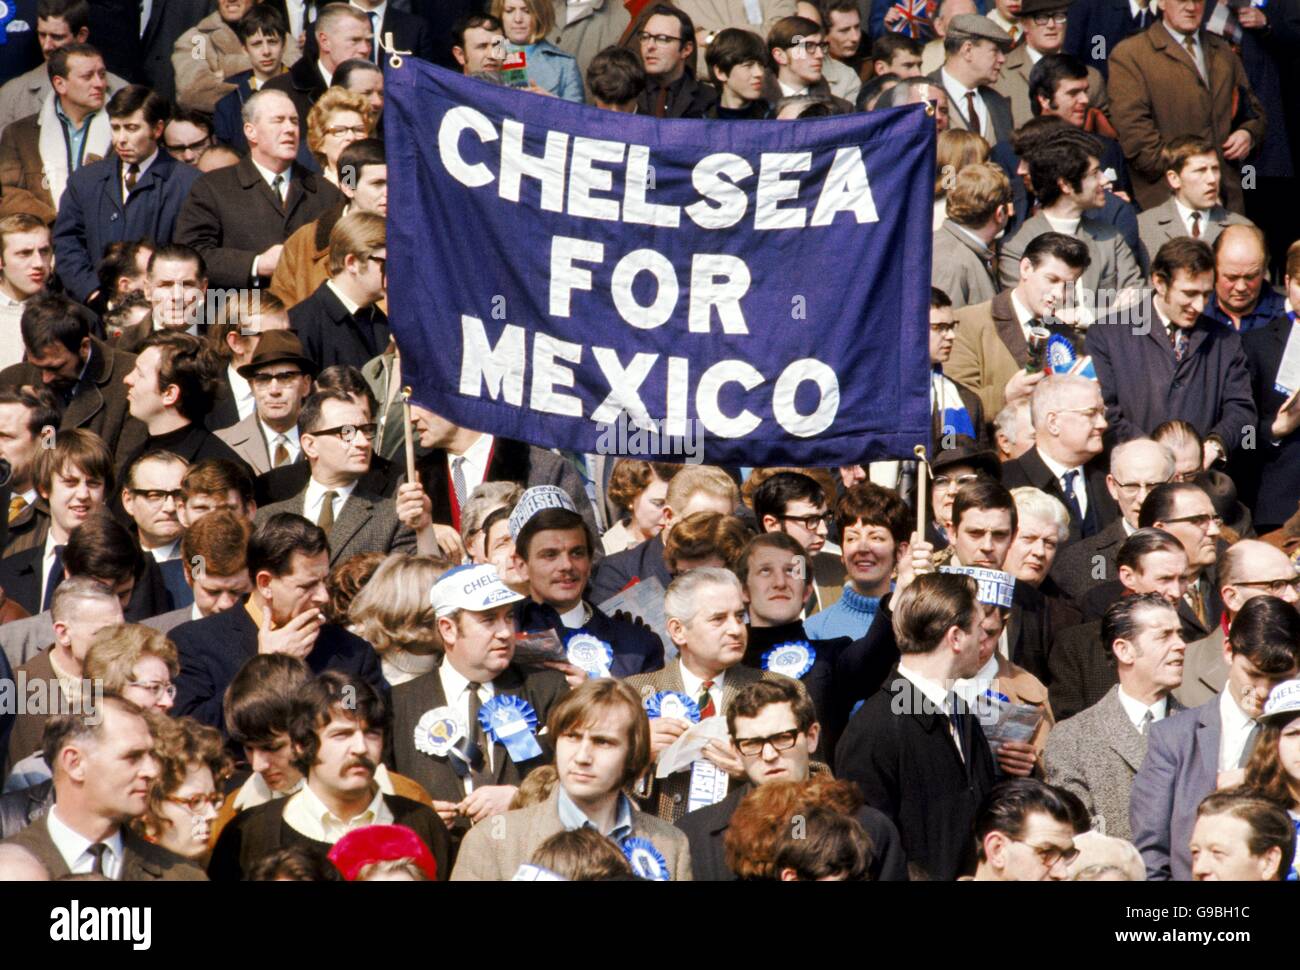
[
  {"x1": 995, "y1": 740, "x2": 1039, "y2": 778},
  {"x1": 702, "y1": 738, "x2": 747, "y2": 778},
  {"x1": 432, "y1": 524, "x2": 468, "y2": 561},
  {"x1": 1004, "y1": 367, "x2": 1045, "y2": 406},
  {"x1": 649, "y1": 717, "x2": 690, "y2": 758},
  {"x1": 1272, "y1": 387, "x2": 1300, "y2": 439},
  {"x1": 1237, "y1": 6, "x2": 1267, "y2": 29},
  {"x1": 894, "y1": 533, "x2": 934, "y2": 594},
  {"x1": 541, "y1": 660, "x2": 588, "y2": 689},
  {"x1": 257, "y1": 605, "x2": 324, "y2": 660},
  {"x1": 396, "y1": 481, "x2": 433, "y2": 532},
  {"x1": 458, "y1": 784, "x2": 519, "y2": 823}
]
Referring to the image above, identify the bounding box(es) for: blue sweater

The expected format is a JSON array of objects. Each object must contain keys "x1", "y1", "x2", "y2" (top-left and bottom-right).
[{"x1": 804, "y1": 586, "x2": 883, "y2": 642}]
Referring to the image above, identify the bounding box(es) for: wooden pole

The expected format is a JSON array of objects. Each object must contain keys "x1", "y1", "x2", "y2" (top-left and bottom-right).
[
  {"x1": 401, "y1": 385, "x2": 417, "y2": 485},
  {"x1": 913, "y1": 444, "x2": 929, "y2": 538}
]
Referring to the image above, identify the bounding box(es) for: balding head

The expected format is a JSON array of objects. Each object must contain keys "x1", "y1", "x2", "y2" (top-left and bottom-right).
[
  {"x1": 1218, "y1": 540, "x2": 1300, "y2": 614},
  {"x1": 1029, "y1": 374, "x2": 1106, "y2": 467},
  {"x1": 1107, "y1": 439, "x2": 1176, "y2": 528},
  {"x1": 1214, "y1": 224, "x2": 1269, "y2": 317},
  {"x1": 0, "y1": 844, "x2": 50, "y2": 881}
]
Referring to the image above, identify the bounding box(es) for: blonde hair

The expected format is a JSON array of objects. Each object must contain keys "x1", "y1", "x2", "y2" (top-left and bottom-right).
[
  {"x1": 348, "y1": 555, "x2": 447, "y2": 655},
  {"x1": 489, "y1": 0, "x2": 555, "y2": 42},
  {"x1": 665, "y1": 465, "x2": 738, "y2": 514},
  {"x1": 84, "y1": 624, "x2": 180, "y2": 690},
  {"x1": 306, "y1": 87, "x2": 372, "y2": 167},
  {"x1": 945, "y1": 162, "x2": 1011, "y2": 226},
  {"x1": 328, "y1": 210, "x2": 385, "y2": 276},
  {"x1": 935, "y1": 128, "x2": 991, "y2": 197}
]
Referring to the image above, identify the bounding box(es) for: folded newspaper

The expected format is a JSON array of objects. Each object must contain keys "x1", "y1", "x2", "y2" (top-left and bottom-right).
[
  {"x1": 655, "y1": 716, "x2": 731, "y2": 778},
  {"x1": 597, "y1": 577, "x2": 674, "y2": 660}
]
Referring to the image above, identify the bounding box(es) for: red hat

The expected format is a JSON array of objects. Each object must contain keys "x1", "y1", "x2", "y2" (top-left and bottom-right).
[{"x1": 327, "y1": 825, "x2": 438, "y2": 881}]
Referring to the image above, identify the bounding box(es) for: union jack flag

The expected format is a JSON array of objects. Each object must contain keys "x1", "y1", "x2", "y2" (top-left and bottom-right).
[{"x1": 887, "y1": 0, "x2": 937, "y2": 40}]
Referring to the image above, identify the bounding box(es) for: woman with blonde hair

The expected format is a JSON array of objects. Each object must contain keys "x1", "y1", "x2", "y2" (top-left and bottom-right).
[
  {"x1": 133, "y1": 713, "x2": 232, "y2": 862},
  {"x1": 934, "y1": 128, "x2": 991, "y2": 230},
  {"x1": 84, "y1": 624, "x2": 180, "y2": 714},
  {"x1": 348, "y1": 555, "x2": 447, "y2": 685},
  {"x1": 491, "y1": 0, "x2": 583, "y2": 101},
  {"x1": 306, "y1": 87, "x2": 372, "y2": 185}
]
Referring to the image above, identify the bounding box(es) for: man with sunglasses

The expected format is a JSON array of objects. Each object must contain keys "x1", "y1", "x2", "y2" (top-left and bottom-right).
[
  {"x1": 969, "y1": 778, "x2": 1080, "y2": 880},
  {"x1": 217, "y1": 331, "x2": 317, "y2": 475},
  {"x1": 752, "y1": 471, "x2": 845, "y2": 617},
  {"x1": 675, "y1": 677, "x2": 907, "y2": 881},
  {"x1": 635, "y1": 4, "x2": 717, "y2": 119},
  {"x1": 255, "y1": 387, "x2": 415, "y2": 566}
]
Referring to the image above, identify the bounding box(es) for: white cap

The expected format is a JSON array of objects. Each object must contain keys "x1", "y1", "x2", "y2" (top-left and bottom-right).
[
  {"x1": 1261, "y1": 679, "x2": 1300, "y2": 722},
  {"x1": 508, "y1": 485, "x2": 577, "y2": 540},
  {"x1": 939, "y1": 566, "x2": 1016, "y2": 609},
  {"x1": 429, "y1": 564, "x2": 525, "y2": 617}
]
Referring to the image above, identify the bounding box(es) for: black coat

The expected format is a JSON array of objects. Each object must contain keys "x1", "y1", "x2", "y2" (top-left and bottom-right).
[
  {"x1": 1000, "y1": 447, "x2": 1118, "y2": 542},
  {"x1": 589, "y1": 532, "x2": 672, "y2": 605},
  {"x1": 1050, "y1": 517, "x2": 1127, "y2": 603},
  {"x1": 514, "y1": 599, "x2": 663, "y2": 678},
  {"x1": 289, "y1": 280, "x2": 390, "y2": 373},
  {"x1": 1008, "y1": 581, "x2": 1058, "y2": 684},
  {"x1": 174, "y1": 156, "x2": 343, "y2": 288},
  {"x1": 835, "y1": 668, "x2": 997, "y2": 881},
  {"x1": 408, "y1": 0, "x2": 485, "y2": 70},
  {"x1": 117, "y1": 421, "x2": 250, "y2": 488},
  {"x1": 1242, "y1": 313, "x2": 1300, "y2": 528},
  {"x1": 170, "y1": 597, "x2": 384, "y2": 729},
  {"x1": 262, "y1": 56, "x2": 328, "y2": 141},
  {"x1": 675, "y1": 781, "x2": 910, "y2": 881},
  {"x1": 301, "y1": 4, "x2": 436, "y2": 63},
  {"x1": 0, "y1": 546, "x2": 171, "y2": 620},
  {"x1": 637, "y1": 72, "x2": 718, "y2": 119},
  {"x1": 386, "y1": 659, "x2": 568, "y2": 838},
  {"x1": 1046, "y1": 619, "x2": 1117, "y2": 722}
]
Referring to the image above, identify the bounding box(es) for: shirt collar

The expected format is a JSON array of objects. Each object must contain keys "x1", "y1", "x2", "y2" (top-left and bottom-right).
[
  {"x1": 1165, "y1": 23, "x2": 1197, "y2": 47},
  {"x1": 294, "y1": 780, "x2": 388, "y2": 834},
  {"x1": 440, "y1": 654, "x2": 499, "y2": 698},
  {"x1": 1219, "y1": 684, "x2": 1256, "y2": 732},
  {"x1": 897, "y1": 662, "x2": 954, "y2": 713},
  {"x1": 305, "y1": 475, "x2": 357, "y2": 514},
  {"x1": 227, "y1": 364, "x2": 253, "y2": 406},
  {"x1": 260, "y1": 418, "x2": 300, "y2": 449},
  {"x1": 250, "y1": 156, "x2": 291, "y2": 192},
  {"x1": 679, "y1": 662, "x2": 725, "y2": 704},
  {"x1": 125, "y1": 149, "x2": 159, "y2": 181},
  {"x1": 1117, "y1": 684, "x2": 1168, "y2": 728},
  {"x1": 1042, "y1": 212, "x2": 1081, "y2": 236},
  {"x1": 939, "y1": 67, "x2": 977, "y2": 101},
  {"x1": 1036, "y1": 447, "x2": 1079, "y2": 480},
  {"x1": 557, "y1": 601, "x2": 592, "y2": 628},
  {"x1": 46, "y1": 804, "x2": 124, "y2": 873},
  {"x1": 326, "y1": 279, "x2": 362, "y2": 316},
  {"x1": 147, "y1": 538, "x2": 181, "y2": 562},
  {"x1": 233, "y1": 771, "x2": 305, "y2": 811},
  {"x1": 1010, "y1": 289, "x2": 1037, "y2": 327},
  {"x1": 1173, "y1": 198, "x2": 1206, "y2": 227},
  {"x1": 53, "y1": 96, "x2": 95, "y2": 133},
  {"x1": 1130, "y1": 0, "x2": 1159, "y2": 17},
  {"x1": 556, "y1": 787, "x2": 635, "y2": 842}
]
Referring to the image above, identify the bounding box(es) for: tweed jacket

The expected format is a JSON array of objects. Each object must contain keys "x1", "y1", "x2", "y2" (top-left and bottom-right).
[
  {"x1": 256, "y1": 484, "x2": 416, "y2": 566},
  {"x1": 3, "y1": 813, "x2": 207, "y2": 880}
]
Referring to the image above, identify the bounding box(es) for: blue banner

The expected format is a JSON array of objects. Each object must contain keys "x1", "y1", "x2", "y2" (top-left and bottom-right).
[{"x1": 385, "y1": 61, "x2": 934, "y2": 466}]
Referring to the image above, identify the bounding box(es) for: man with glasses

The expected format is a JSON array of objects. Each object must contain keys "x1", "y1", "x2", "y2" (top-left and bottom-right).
[
  {"x1": 162, "y1": 109, "x2": 216, "y2": 167},
  {"x1": 635, "y1": 4, "x2": 716, "y2": 119},
  {"x1": 217, "y1": 331, "x2": 317, "y2": 475},
  {"x1": 926, "y1": 439, "x2": 1001, "y2": 549},
  {"x1": 969, "y1": 778, "x2": 1080, "y2": 880},
  {"x1": 1002, "y1": 373, "x2": 1117, "y2": 542},
  {"x1": 288, "y1": 210, "x2": 388, "y2": 373},
  {"x1": 121, "y1": 451, "x2": 191, "y2": 609},
  {"x1": 675, "y1": 677, "x2": 907, "y2": 881},
  {"x1": 1133, "y1": 482, "x2": 1224, "y2": 639},
  {"x1": 1051, "y1": 438, "x2": 1175, "y2": 602},
  {"x1": 765, "y1": 16, "x2": 852, "y2": 113},
  {"x1": 752, "y1": 471, "x2": 845, "y2": 617},
  {"x1": 991, "y1": 0, "x2": 1105, "y2": 128},
  {"x1": 255, "y1": 388, "x2": 415, "y2": 566},
  {"x1": 1177, "y1": 540, "x2": 1300, "y2": 707}
]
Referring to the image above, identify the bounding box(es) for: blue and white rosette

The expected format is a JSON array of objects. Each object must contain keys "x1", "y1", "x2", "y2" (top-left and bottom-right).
[
  {"x1": 478, "y1": 695, "x2": 544, "y2": 761},
  {"x1": 1047, "y1": 333, "x2": 1097, "y2": 380},
  {"x1": 644, "y1": 690, "x2": 700, "y2": 723},
  {"x1": 565, "y1": 631, "x2": 614, "y2": 679},
  {"x1": 622, "y1": 837, "x2": 671, "y2": 881},
  {"x1": 0, "y1": 4, "x2": 14, "y2": 42},
  {"x1": 413, "y1": 706, "x2": 462, "y2": 758},
  {"x1": 761, "y1": 640, "x2": 816, "y2": 680}
]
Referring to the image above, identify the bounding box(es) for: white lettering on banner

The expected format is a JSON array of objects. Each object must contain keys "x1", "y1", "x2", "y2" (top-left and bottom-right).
[
  {"x1": 549, "y1": 237, "x2": 603, "y2": 317},
  {"x1": 811, "y1": 146, "x2": 880, "y2": 226},
  {"x1": 754, "y1": 152, "x2": 812, "y2": 230},
  {"x1": 458, "y1": 317, "x2": 842, "y2": 440},
  {"x1": 498, "y1": 118, "x2": 568, "y2": 212},
  {"x1": 624, "y1": 145, "x2": 681, "y2": 227},
  {"x1": 567, "y1": 136, "x2": 625, "y2": 221},
  {"x1": 439, "y1": 106, "x2": 496, "y2": 187},
  {"x1": 688, "y1": 254, "x2": 751, "y2": 334},
  {"x1": 611, "y1": 249, "x2": 678, "y2": 329},
  {"x1": 686, "y1": 154, "x2": 753, "y2": 229}
]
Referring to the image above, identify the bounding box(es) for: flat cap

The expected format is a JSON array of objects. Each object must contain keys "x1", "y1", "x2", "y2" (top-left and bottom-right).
[{"x1": 947, "y1": 14, "x2": 1014, "y2": 48}]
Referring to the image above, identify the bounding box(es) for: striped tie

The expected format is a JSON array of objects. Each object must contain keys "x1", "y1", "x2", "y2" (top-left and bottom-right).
[{"x1": 697, "y1": 681, "x2": 716, "y2": 719}]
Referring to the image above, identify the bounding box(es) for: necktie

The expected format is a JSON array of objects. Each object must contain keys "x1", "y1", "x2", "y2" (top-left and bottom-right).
[
  {"x1": 367, "y1": 10, "x2": 380, "y2": 63},
  {"x1": 697, "y1": 680, "x2": 716, "y2": 719},
  {"x1": 7, "y1": 494, "x2": 25, "y2": 522},
  {"x1": 124, "y1": 162, "x2": 139, "y2": 195},
  {"x1": 965, "y1": 91, "x2": 981, "y2": 136},
  {"x1": 86, "y1": 842, "x2": 108, "y2": 876},
  {"x1": 451, "y1": 455, "x2": 468, "y2": 513},
  {"x1": 42, "y1": 544, "x2": 65, "y2": 612},
  {"x1": 316, "y1": 490, "x2": 337, "y2": 531},
  {"x1": 1186, "y1": 582, "x2": 1208, "y2": 628},
  {"x1": 1007, "y1": 24, "x2": 1019, "y2": 44},
  {"x1": 1190, "y1": 210, "x2": 1202, "y2": 238},
  {"x1": 273, "y1": 437, "x2": 291, "y2": 468},
  {"x1": 271, "y1": 173, "x2": 286, "y2": 206},
  {"x1": 1170, "y1": 327, "x2": 1189, "y2": 363},
  {"x1": 948, "y1": 695, "x2": 969, "y2": 765},
  {"x1": 1183, "y1": 35, "x2": 1204, "y2": 81},
  {"x1": 1061, "y1": 469, "x2": 1084, "y2": 526},
  {"x1": 1138, "y1": 710, "x2": 1153, "y2": 736},
  {"x1": 467, "y1": 682, "x2": 492, "y2": 786},
  {"x1": 1136, "y1": 0, "x2": 1150, "y2": 28},
  {"x1": 1238, "y1": 721, "x2": 1261, "y2": 769}
]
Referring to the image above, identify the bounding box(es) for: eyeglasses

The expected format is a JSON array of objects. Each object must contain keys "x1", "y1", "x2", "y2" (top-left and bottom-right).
[
  {"x1": 165, "y1": 792, "x2": 224, "y2": 812},
  {"x1": 788, "y1": 40, "x2": 831, "y2": 55},
  {"x1": 934, "y1": 472, "x2": 984, "y2": 490},
  {"x1": 1007, "y1": 837, "x2": 1080, "y2": 868},
  {"x1": 781, "y1": 511, "x2": 833, "y2": 531},
  {"x1": 128, "y1": 488, "x2": 184, "y2": 506},
  {"x1": 734, "y1": 729, "x2": 802, "y2": 757},
  {"x1": 323, "y1": 124, "x2": 368, "y2": 138},
  {"x1": 1113, "y1": 479, "x2": 1168, "y2": 495},
  {"x1": 1161, "y1": 513, "x2": 1222, "y2": 531},
  {"x1": 1234, "y1": 577, "x2": 1300, "y2": 595},
  {"x1": 308, "y1": 422, "x2": 379, "y2": 443},
  {"x1": 250, "y1": 369, "x2": 305, "y2": 387},
  {"x1": 164, "y1": 137, "x2": 211, "y2": 155},
  {"x1": 366, "y1": 254, "x2": 387, "y2": 276},
  {"x1": 1031, "y1": 12, "x2": 1070, "y2": 24},
  {"x1": 1055, "y1": 406, "x2": 1107, "y2": 421},
  {"x1": 930, "y1": 322, "x2": 960, "y2": 335},
  {"x1": 638, "y1": 31, "x2": 682, "y2": 46},
  {"x1": 128, "y1": 680, "x2": 177, "y2": 700}
]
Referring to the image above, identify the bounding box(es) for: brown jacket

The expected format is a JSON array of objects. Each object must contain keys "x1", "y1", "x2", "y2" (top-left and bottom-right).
[
  {"x1": 172, "y1": 11, "x2": 302, "y2": 112},
  {"x1": 0, "y1": 112, "x2": 104, "y2": 224},
  {"x1": 7, "y1": 646, "x2": 60, "y2": 769},
  {"x1": 3, "y1": 498, "x2": 48, "y2": 558},
  {"x1": 945, "y1": 289, "x2": 1025, "y2": 418},
  {"x1": 269, "y1": 201, "x2": 344, "y2": 309},
  {"x1": 1107, "y1": 22, "x2": 1266, "y2": 212},
  {"x1": 991, "y1": 653, "x2": 1055, "y2": 774},
  {"x1": 992, "y1": 42, "x2": 1109, "y2": 129},
  {"x1": 3, "y1": 813, "x2": 207, "y2": 880}
]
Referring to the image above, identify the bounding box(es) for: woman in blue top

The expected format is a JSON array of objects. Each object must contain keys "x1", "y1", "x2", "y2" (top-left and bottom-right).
[{"x1": 492, "y1": 0, "x2": 584, "y2": 102}]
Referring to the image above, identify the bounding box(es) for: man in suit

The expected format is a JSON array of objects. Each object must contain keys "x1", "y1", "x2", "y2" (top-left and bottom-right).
[
  {"x1": 0, "y1": 43, "x2": 110, "y2": 224},
  {"x1": 933, "y1": 163, "x2": 1012, "y2": 311},
  {"x1": 835, "y1": 571, "x2": 997, "y2": 880},
  {"x1": 1189, "y1": 790, "x2": 1296, "y2": 881},
  {"x1": 146, "y1": 509, "x2": 253, "y2": 634},
  {"x1": 6, "y1": 578, "x2": 122, "y2": 770},
  {"x1": 175, "y1": 87, "x2": 343, "y2": 289},
  {"x1": 388, "y1": 563, "x2": 569, "y2": 837},
  {"x1": 931, "y1": 14, "x2": 1016, "y2": 147},
  {"x1": 997, "y1": 128, "x2": 1144, "y2": 312},
  {"x1": 1107, "y1": 0, "x2": 1265, "y2": 213},
  {"x1": 453, "y1": 678, "x2": 691, "y2": 880},
  {"x1": 1135, "y1": 135, "x2": 1254, "y2": 272},
  {"x1": 948, "y1": 231, "x2": 1091, "y2": 421},
  {"x1": 674, "y1": 677, "x2": 908, "y2": 881},
  {"x1": 1064, "y1": 0, "x2": 1155, "y2": 78},
  {"x1": 270, "y1": 137, "x2": 385, "y2": 309},
  {"x1": 991, "y1": 0, "x2": 1106, "y2": 128},
  {"x1": 137, "y1": 0, "x2": 213, "y2": 104},
  {"x1": 120, "y1": 451, "x2": 191, "y2": 610},
  {"x1": 1050, "y1": 437, "x2": 1175, "y2": 601},
  {"x1": 209, "y1": 670, "x2": 450, "y2": 880},
  {"x1": 255, "y1": 387, "x2": 415, "y2": 564},
  {"x1": 1, "y1": 698, "x2": 206, "y2": 880},
  {"x1": 306, "y1": 0, "x2": 434, "y2": 64},
  {"x1": 512, "y1": 490, "x2": 664, "y2": 678},
  {"x1": 173, "y1": 0, "x2": 303, "y2": 113},
  {"x1": 1131, "y1": 595, "x2": 1300, "y2": 879},
  {"x1": 1049, "y1": 528, "x2": 1191, "y2": 720},
  {"x1": 170, "y1": 512, "x2": 383, "y2": 729},
  {"x1": 1203, "y1": 225, "x2": 1285, "y2": 334},
  {"x1": 217, "y1": 330, "x2": 316, "y2": 475},
  {"x1": 1001, "y1": 373, "x2": 1117, "y2": 541},
  {"x1": 113, "y1": 244, "x2": 210, "y2": 356},
  {"x1": 0, "y1": 386, "x2": 61, "y2": 559},
  {"x1": 264, "y1": 2, "x2": 372, "y2": 131},
  {"x1": 591, "y1": 465, "x2": 739, "y2": 604},
  {"x1": 624, "y1": 567, "x2": 803, "y2": 823},
  {"x1": 288, "y1": 211, "x2": 388, "y2": 372},
  {"x1": 1046, "y1": 594, "x2": 1187, "y2": 839},
  {"x1": 1176, "y1": 540, "x2": 1300, "y2": 708},
  {"x1": 51, "y1": 86, "x2": 200, "y2": 305},
  {"x1": 1088, "y1": 238, "x2": 1256, "y2": 458}
]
